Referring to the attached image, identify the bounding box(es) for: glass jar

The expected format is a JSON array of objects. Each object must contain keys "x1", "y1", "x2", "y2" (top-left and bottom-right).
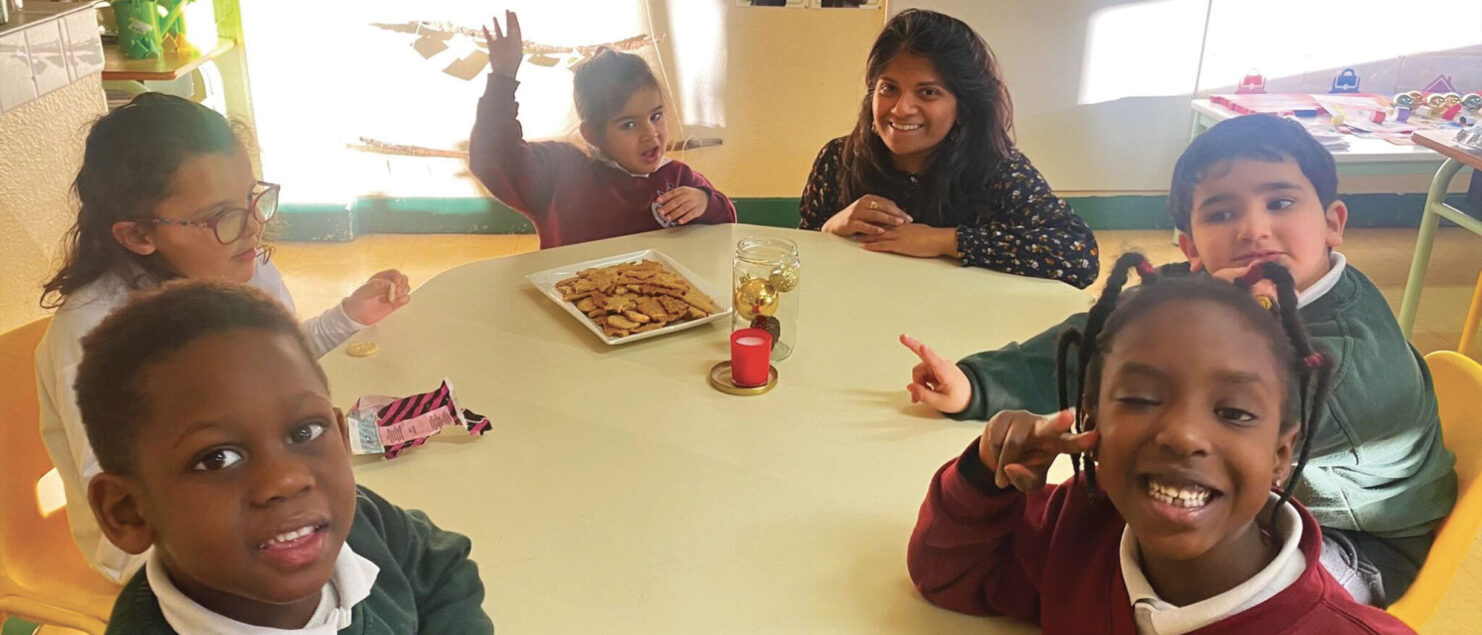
[{"x1": 732, "y1": 236, "x2": 801, "y2": 360}]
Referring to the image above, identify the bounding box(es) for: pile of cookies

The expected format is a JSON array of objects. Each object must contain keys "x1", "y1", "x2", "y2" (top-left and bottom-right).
[{"x1": 556, "y1": 259, "x2": 721, "y2": 338}]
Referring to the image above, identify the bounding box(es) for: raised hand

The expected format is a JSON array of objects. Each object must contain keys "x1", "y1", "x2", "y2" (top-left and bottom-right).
[
  {"x1": 484, "y1": 11, "x2": 524, "y2": 79},
  {"x1": 978, "y1": 409, "x2": 1098, "y2": 492}
]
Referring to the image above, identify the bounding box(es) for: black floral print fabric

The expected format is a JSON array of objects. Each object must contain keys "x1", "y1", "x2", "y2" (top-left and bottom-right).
[{"x1": 799, "y1": 137, "x2": 1099, "y2": 289}]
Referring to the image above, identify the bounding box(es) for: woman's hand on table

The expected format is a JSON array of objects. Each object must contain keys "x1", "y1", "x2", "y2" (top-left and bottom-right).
[
  {"x1": 978, "y1": 409, "x2": 1098, "y2": 492},
  {"x1": 820, "y1": 195, "x2": 912, "y2": 237},
  {"x1": 900, "y1": 334, "x2": 972, "y2": 415},
  {"x1": 343, "y1": 269, "x2": 411, "y2": 325},
  {"x1": 860, "y1": 224, "x2": 957, "y2": 258},
  {"x1": 655, "y1": 186, "x2": 709, "y2": 225},
  {"x1": 484, "y1": 11, "x2": 523, "y2": 79}
]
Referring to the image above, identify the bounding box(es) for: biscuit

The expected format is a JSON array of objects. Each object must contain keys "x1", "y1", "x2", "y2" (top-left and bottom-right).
[
  {"x1": 347, "y1": 341, "x2": 379, "y2": 357},
  {"x1": 556, "y1": 259, "x2": 720, "y2": 340}
]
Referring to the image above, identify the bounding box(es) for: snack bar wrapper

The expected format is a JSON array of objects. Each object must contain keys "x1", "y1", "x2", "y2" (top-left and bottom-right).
[{"x1": 347, "y1": 379, "x2": 491, "y2": 459}]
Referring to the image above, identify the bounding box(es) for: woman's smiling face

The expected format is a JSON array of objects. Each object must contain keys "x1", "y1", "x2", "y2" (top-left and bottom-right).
[{"x1": 871, "y1": 53, "x2": 958, "y2": 173}]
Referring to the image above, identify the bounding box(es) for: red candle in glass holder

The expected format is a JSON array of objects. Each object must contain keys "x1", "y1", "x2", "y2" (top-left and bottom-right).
[{"x1": 730, "y1": 328, "x2": 772, "y2": 387}]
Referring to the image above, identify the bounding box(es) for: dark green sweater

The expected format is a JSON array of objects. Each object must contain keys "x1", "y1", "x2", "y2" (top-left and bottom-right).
[
  {"x1": 952, "y1": 265, "x2": 1457, "y2": 539},
  {"x1": 104, "y1": 486, "x2": 494, "y2": 634}
]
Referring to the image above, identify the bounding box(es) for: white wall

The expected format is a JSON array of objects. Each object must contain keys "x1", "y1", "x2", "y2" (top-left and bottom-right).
[
  {"x1": 893, "y1": 0, "x2": 1482, "y2": 195},
  {"x1": 892, "y1": 0, "x2": 1208, "y2": 193},
  {"x1": 0, "y1": 78, "x2": 106, "y2": 332}
]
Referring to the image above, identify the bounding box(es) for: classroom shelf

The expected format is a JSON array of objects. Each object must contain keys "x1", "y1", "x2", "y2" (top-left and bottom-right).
[{"x1": 101, "y1": 37, "x2": 233, "y2": 81}]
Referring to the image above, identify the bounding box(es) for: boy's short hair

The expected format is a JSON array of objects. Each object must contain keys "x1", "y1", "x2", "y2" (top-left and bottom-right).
[
  {"x1": 1169, "y1": 114, "x2": 1338, "y2": 233},
  {"x1": 74, "y1": 280, "x2": 322, "y2": 475}
]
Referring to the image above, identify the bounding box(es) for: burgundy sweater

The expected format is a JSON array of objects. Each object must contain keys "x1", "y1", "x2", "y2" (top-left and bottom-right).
[
  {"x1": 469, "y1": 74, "x2": 736, "y2": 248},
  {"x1": 907, "y1": 442, "x2": 1415, "y2": 634}
]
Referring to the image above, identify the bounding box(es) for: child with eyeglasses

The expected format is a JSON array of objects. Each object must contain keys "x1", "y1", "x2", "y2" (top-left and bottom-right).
[{"x1": 36, "y1": 93, "x2": 410, "y2": 582}]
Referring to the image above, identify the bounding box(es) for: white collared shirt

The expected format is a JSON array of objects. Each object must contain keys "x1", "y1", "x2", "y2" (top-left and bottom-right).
[
  {"x1": 1296, "y1": 251, "x2": 1347, "y2": 309},
  {"x1": 1120, "y1": 494, "x2": 1306, "y2": 635},
  {"x1": 588, "y1": 146, "x2": 671, "y2": 177},
  {"x1": 146, "y1": 542, "x2": 379, "y2": 634}
]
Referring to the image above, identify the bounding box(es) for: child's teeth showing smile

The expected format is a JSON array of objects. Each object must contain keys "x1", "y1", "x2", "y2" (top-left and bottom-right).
[
  {"x1": 269, "y1": 525, "x2": 317, "y2": 545},
  {"x1": 1144, "y1": 476, "x2": 1218, "y2": 509},
  {"x1": 257, "y1": 522, "x2": 330, "y2": 570}
]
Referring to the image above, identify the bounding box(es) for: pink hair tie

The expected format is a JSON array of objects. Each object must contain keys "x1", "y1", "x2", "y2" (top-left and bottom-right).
[
  {"x1": 1135, "y1": 261, "x2": 1156, "y2": 276},
  {"x1": 1304, "y1": 353, "x2": 1324, "y2": 368}
]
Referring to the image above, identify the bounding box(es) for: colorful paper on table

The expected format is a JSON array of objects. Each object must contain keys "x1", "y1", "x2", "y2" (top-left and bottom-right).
[
  {"x1": 1312, "y1": 93, "x2": 1391, "y2": 115},
  {"x1": 347, "y1": 379, "x2": 492, "y2": 459},
  {"x1": 1210, "y1": 94, "x2": 1321, "y2": 116}
]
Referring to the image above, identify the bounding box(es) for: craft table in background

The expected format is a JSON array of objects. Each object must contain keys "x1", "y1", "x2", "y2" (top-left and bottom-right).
[{"x1": 1189, "y1": 98, "x2": 1443, "y2": 175}]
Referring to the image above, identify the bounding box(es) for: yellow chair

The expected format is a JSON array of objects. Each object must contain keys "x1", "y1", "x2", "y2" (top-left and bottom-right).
[
  {"x1": 1459, "y1": 271, "x2": 1482, "y2": 357},
  {"x1": 1387, "y1": 351, "x2": 1482, "y2": 628},
  {"x1": 0, "y1": 317, "x2": 118, "y2": 634}
]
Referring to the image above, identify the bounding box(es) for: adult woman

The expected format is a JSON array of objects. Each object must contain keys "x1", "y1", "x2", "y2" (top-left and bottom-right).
[{"x1": 799, "y1": 9, "x2": 1098, "y2": 288}]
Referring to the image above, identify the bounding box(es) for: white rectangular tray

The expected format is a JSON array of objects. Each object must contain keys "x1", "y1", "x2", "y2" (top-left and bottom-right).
[{"x1": 526, "y1": 249, "x2": 732, "y2": 345}]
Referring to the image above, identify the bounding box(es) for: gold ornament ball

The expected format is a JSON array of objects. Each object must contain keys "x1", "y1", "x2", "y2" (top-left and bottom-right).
[
  {"x1": 735, "y1": 277, "x2": 779, "y2": 320},
  {"x1": 768, "y1": 266, "x2": 799, "y2": 293}
]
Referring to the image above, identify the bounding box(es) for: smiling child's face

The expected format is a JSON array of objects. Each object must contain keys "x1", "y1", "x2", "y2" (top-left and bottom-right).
[
  {"x1": 596, "y1": 85, "x2": 668, "y2": 175},
  {"x1": 122, "y1": 329, "x2": 356, "y2": 628},
  {"x1": 1091, "y1": 299, "x2": 1295, "y2": 566}
]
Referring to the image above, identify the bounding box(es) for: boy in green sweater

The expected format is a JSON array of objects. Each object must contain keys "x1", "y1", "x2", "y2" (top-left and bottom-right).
[
  {"x1": 74, "y1": 281, "x2": 493, "y2": 634},
  {"x1": 901, "y1": 114, "x2": 1455, "y2": 607}
]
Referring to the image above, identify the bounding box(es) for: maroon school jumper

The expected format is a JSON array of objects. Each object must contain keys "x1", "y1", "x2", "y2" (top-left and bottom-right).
[
  {"x1": 469, "y1": 74, "x2": 736, "y2": 249},
  {"x1": 907, "y1": 441, "x2": 1415, "y2": 635}
]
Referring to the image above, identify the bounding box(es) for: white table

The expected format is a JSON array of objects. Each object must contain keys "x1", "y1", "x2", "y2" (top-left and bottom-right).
[
  {"x1": 321, "y1": 224, "x2": 1089, "y2": 633},
  {"x1": 1190, "y1": 99, "x2": 1442, "y2": 175}
]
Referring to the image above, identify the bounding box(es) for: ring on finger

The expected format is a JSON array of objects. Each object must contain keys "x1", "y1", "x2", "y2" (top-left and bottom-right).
[{"x1": 869, "y1": 200, "x2": 879, "y2": 210}]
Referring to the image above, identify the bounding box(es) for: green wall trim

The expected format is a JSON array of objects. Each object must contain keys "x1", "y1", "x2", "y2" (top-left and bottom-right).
[
  {"x1": 277, "y1": 194, "x2": 1475, "y2": 241},
  {"x1": 1065, "y1": 193, "x2": 1475, "y2": 230}
]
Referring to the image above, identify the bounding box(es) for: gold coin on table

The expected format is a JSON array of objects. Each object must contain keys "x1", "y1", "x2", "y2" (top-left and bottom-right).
[{"x1": 347, "y1": 341, "x2": 379, "y2": 357}]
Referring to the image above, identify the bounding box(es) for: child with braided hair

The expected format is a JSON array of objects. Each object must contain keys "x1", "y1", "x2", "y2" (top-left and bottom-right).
[
  {"x1": 901, "y1": 115, "x2": 1454, "y2": 606},
  {"x1": 906, "y1": 252, "x2": 1413, "y2": 634}
]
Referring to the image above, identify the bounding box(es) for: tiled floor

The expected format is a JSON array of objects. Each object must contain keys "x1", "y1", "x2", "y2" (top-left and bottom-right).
[{"x1": 270, "y1": 228, "x2": 1482, "y2": 634}]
